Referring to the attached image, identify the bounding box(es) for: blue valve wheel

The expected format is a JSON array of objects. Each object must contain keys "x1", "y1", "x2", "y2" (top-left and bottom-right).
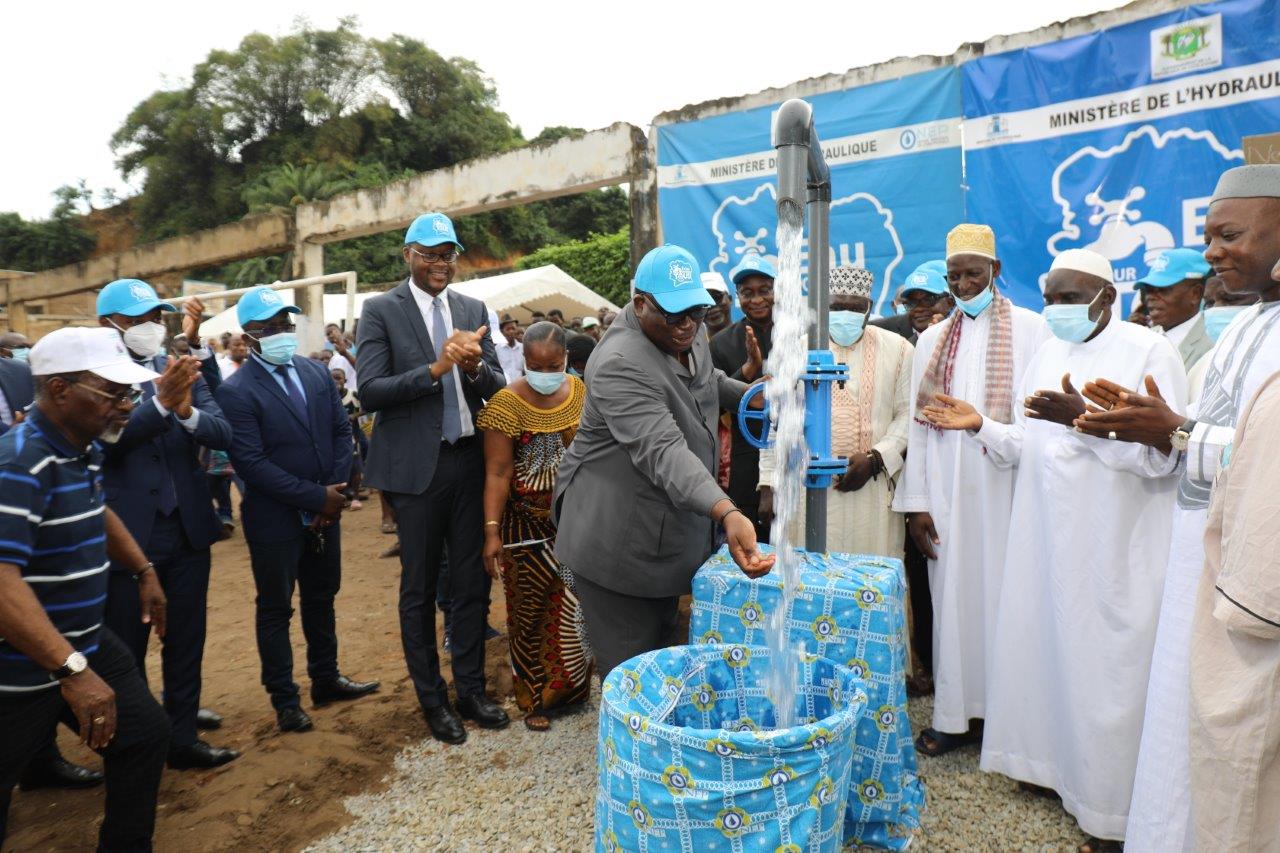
[{"x1": 737, "y1": 383, "x2": 771, "y2": 449}]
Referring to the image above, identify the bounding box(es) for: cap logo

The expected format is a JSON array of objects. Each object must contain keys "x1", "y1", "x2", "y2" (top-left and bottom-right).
[
  {"x1": 259, "y1": 290, "x2": 282, "y2": 305},
  {"x1": 909, "y1": 273, "x2": 926, "y2": 285},
  {"x1": 1150, "y1": 254, "x2": 1170, "y2": 271},
  {"x1": 129, "y1": 282, "x2": 152, "y2": 302},
  {"x1": 668, "y1": 260, "x2": 694, "y2": 287},
  {"x1": 433, "y1": 217, "x2": 450, "y2": 235}
]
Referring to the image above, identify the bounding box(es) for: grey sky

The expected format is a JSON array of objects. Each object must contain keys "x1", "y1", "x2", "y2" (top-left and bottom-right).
[{"x1": 3, "y1": 0, "x2": 1127, "y2": 220}]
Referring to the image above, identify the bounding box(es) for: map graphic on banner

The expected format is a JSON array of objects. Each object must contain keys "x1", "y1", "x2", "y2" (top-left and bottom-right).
[
  {"x1": 963, "y1": 0, "x2": 1280, "y2": 310},
  {"x1": 656, "y1": 67, "x2": 963, "y2": 316}
]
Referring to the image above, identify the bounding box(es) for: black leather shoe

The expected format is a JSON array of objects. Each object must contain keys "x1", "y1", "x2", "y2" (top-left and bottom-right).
[
  {"x1": 277, "y1": 706, "x2": 314, "y2": 733},
  {"x1": 424, "y1": 704, "x2": 467, "y2": 745},
  {"x1": 196, "y1": 708, "x2": 223, "y2": 730},
  {"x1": 18, "y1": 756, "x2": 103, "y2": 791},
  {"x1": 311, "y1": 675, "x2": 380, "y2": 707},
  {"x1": 167, "y1": 740, "x2": 240, "y2": 770},
  {"x1": 456, "y1": 694, "x2": 510, "y2": 730}
]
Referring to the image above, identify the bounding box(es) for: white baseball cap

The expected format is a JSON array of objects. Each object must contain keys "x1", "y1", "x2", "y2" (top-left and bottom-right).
[
  {"x1": 700, "y1": 272, "x2": 729, "y2": 295},
  {"x1": 581, "y1": 316, "x2": 600, "y2": 328},
  {"x1": 30, "y1": 327, "x2": 161, "y2": 384}
]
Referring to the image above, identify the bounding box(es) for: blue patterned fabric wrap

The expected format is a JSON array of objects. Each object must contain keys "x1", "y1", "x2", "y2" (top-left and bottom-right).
[
  {"x1": 596, "y1": 643, "x2": 864, "y2": 853},
  {"x1": 689, "y1": 546, "x2": 924, "y2": 850}
]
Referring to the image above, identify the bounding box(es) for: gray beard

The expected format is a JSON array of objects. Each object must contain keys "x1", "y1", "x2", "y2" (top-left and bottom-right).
[{"x1": 99, "y1": 426, "x2": 124, "y2": 444}]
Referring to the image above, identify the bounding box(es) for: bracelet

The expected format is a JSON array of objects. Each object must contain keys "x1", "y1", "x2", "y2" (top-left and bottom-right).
[
  {"x1": 720, "y1": 508, "x2": 744, "y2": 526},
  {"x1": 133, "y1": 562, "x2": 155, "y2": 579},
  {"x1": 484, "y1": 520, "x2": 500, "y2": 528}
]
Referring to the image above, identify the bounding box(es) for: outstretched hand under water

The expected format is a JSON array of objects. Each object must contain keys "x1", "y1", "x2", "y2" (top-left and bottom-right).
[{"x1": 724, "y1": 510, "x2": 774, "y2": 579}]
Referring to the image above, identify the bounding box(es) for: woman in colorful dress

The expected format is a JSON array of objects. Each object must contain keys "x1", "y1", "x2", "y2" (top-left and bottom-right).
[{"x1": 477, "y1": 322, "x2": 592, "y2": 730}]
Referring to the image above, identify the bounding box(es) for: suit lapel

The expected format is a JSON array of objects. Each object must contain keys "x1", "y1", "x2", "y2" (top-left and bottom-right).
[
  {"x1": 248, "y1": 357, "x2": 309, "y2": 430},
  {"x1": 395, "y1": 279, "x2": 438, "y2": 360}
]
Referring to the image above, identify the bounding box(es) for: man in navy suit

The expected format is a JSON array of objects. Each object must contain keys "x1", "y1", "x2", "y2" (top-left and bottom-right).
[
  {"x1": 358, "y1": 212, "x2": 508, "y2": 744},
  {"x1": 216, "y1": 286, "x2": 378, "y2": 733},
  {"x1": 96, "y1": 278, "x2": 240, "y2": 769}
]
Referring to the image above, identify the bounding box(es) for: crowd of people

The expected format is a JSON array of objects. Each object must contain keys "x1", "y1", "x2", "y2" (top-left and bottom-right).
[{"x1": 0, "y1": 163, "x2": 1277, "y2": 852}]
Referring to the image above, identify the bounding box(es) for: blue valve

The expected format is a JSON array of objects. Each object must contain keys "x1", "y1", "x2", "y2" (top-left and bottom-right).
[{"x1": 737, "y1": 383, "x2": 771, "y2": 449}]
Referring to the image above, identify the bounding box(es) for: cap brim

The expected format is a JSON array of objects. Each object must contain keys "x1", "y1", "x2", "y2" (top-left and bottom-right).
[
  {"x1": 731, "y1": 269, "x2": 774, "y2": 285},
  {"x1": 243, "y1": 305, "x2": 302, "y2": 323},
  {"x1": 650, "y1": 287, "x2": 715, "y2": 313},
  {"x1": 116, "y1": 299, "x2": 177, "y2": 316},
  {"x1": 900, "y1": 284, "x2": 948, "y2": 297},
  {"x1": 90, "y1": 361, "x2": 161, "y2": 385},
  {"x1": 407, "y1": 237, "x2": 465, "y2": 251}
]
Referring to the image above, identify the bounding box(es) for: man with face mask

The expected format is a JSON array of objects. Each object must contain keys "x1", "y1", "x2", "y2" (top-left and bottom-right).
[
  {"x1": 0, "y1": 332, "x2": 32, "y2": 362},
  {"x1": 0, "y1": 335, "x2": 33, "y2": 434},
  {"x1": 893, "y1": 223, "x2": 1048, "y2": 758},
  {"x1": 923, "y1": 249, "x2": 1185, "y2": 849},
  {"x1": 872, "y1": 261, "x2": 955, "y2": 343},
  {"x1": 94, "y1": 277, "x2": 239, "y2": 769},
  {"x1": 1185, "y1": 274, "x2": 1259, "y2": 399}
]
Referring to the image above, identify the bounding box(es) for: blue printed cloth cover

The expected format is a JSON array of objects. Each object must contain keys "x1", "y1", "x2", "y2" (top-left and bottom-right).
[
  {"x1": 690, "y1": 546, "x2": 924, "y2": 849},
  {"x1": 596, "y1": 643, "x2": 865, "y2": 852}
]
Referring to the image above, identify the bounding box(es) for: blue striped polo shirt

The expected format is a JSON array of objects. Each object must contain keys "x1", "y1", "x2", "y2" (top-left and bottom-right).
[{"x1": 0, "y1": 407, "x2": 108, "y2": 693}]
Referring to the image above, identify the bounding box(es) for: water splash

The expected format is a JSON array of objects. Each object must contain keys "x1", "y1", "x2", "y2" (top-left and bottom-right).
[{"x1": 764, "y1": 202, "x2": 811, "y2": 729}]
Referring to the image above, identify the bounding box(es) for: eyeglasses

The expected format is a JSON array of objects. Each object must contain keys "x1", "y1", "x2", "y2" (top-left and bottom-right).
[
  {"x1": 244, "y1": 324, "x2": 294, "y2": 339},
  {"x1": 644, "y1": 294, "x2": 709, "y2": 326},
  {"x1": 75, "y1": 382, "x2": 142, "y2": 407},
  {"x1": 901, "y1": 292, "x2": 949, "y2": 310},
  {"x1": 410, "y1": 247, "x2": 459, "y2": 264},
  {"x1": 737, "y1": 285, "x2": 774, "y2": 301}
]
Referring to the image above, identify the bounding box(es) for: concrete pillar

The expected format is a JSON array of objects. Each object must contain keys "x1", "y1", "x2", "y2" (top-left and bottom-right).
[
  {"x1": 629, "y1": 170, "x2": 661, "y2": 275},
  {"x1": 8, "y1": 300, "x2": 29, "y2": 337},
  {"x1": 291, "y1": 241, "x2": 326, "y2": 354}
]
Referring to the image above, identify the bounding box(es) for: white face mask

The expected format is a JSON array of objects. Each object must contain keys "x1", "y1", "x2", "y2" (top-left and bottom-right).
[{"x1": 115, "y1": 320, "x2": 166, "y2": 358}]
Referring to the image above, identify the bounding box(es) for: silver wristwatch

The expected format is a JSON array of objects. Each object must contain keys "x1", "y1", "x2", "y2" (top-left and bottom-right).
[
  {"x1": 1170, "y1": 418, "x2": 1196, "y2": 452},
  {"x1": 51, "y1": 651, "x2": 88, "y2": 680}
]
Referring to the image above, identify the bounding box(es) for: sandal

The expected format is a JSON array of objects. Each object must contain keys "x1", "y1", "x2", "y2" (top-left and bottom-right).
[
  {"x1": 914, "y1": 726, "x2": 979, "y2": 757},
  {"x1": 1079, "y1": 838, "x2": 1123, "y2": 853},
  {"x1": 524, "y1": 713, "x2": 551, "y2": 732},
  {"x1": 381, "y1": 521, "x2": 397, "y2": 535}
]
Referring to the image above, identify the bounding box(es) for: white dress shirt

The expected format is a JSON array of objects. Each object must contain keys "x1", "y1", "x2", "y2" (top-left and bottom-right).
[
  {"x1": 496, "y1": 339, "x2": 525, "y2": 382},
  {"x1": 408, "y1": 284, "x2": 475, "y2": 438},
  {"x1": 328, "y1": 352, "x2": 357, "y2": 390},
  {"x1": 1160, "y1": 315, "x2": 1195, "y2": 349}
]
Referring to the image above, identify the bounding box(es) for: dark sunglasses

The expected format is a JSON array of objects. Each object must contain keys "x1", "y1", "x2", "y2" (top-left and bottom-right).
[{"x1": 644, "y1": 294, "x2": 708, "y2": 326}]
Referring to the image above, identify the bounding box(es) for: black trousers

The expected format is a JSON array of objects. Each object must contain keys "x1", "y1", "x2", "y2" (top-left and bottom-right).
[
  {"x1": 0, "y1": 629, "x2": 169, "y2": 851},
  {"x1": 571, "y1": 572, "x2": 680, "y2": 679},
  {"x1": 387, "y1": 436, "x2": 488, "y2": 708},
  {"x1": 104, "y1": 512, "x2": 211, "y2": 747},
  {"x1": 902, "y1": 525, "x2": 933, "y2": 674},
  {"x1": 246, "y1": 524, "x2": 342, "y2": 711}
]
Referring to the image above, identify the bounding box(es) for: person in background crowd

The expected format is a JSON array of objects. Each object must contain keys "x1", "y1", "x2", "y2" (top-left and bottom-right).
[
  {"x1": 495, "y1": 315, "x2": 525, "y2": 382},
  {"x1": 217, "y1": 333, "x2": 249, "y2": 379},
  {"x1": 331, "y1": 368, "x2": 364, "y2": 511},
  {"x1": 96, "y1": 279, "x2": 238, "y2": 770},
  {"x1": 580, "y1": 315, "x2": 602, "y2": 341},
  {"x1": 530, "y1": 311, "x2": 547, "y2": 324},
  {"x1": 547, "y1": 309, "x2": 566, "y2": 328},
  {"x1": 1126, "y1": 290, "x2": 1152, "y2": 326},
  {"x1": 894, "y1": 224, "x2": 1048, "y2": 757},
  {"x1": 169, "y1": 334, "x2": 192, "y2": 358},
  {"x1": 217, "y1": 286, "x2": 379, "y2": 734},
  {"x1": 1135, "y1": 247, "x2": 1213, "y2": 372},
  {"x1": 601, "y1": 310, "x2": 618, "y2": 331},
  {"x1": 477, "y1": 322, "x2": 592, "y2": 731},
  {"x1": 709, "y1": 254, "x2": 772, "y2": 541},
  {"x1": 928, "y1": 249, "x2": 1185, "y2": 851},
  {"x1": 0, "y1": 327, "x2": 169, "y2": 851},
  {"x1": 554, "y1": 244, "x2": 773, "y2": 677},
  {"x1": 1187, "y1": 274, "x2": 1260, "y2": 398},
  {"x1": 569, "y1": 317, "x2": 583, "y2": 332},
  {"x1": 0, "y1": 341, "x2": 33, "y2": 432},
  {"x1": 700, "y1": 271, "x2": 732, "y2": 339},
  {"x1": 872, "y1": 260, "x2": 953, "y2": 344},
  {"x1": 566, "y1": 334, "x2": 595, "y2": 379},
  {"x1": 1079, "y1": 164, "x2": 1280, "y2": 852},
  {"x1": 0, "y1": 333, "x2": 31, "y2": 362},
  {"x1": 597, "y1": 306, "x2": 609, "y2": 325},
  {"x1": 327, "y1": 326, "x2": 357, "y2": 390},
  {"x1": 220, "y1": 331, "x2": 233, "y2": 352},
  {"x1": 357, "y1": 212, "x2": 509, "y2": 745}
]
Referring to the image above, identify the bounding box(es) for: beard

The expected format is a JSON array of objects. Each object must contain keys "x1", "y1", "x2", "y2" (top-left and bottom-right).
[{"x1": 99, "y1": 425, "x2": 125, "y2": 444}]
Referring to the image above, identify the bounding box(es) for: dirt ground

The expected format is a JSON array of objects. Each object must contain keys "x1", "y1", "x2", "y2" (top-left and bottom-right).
[{"x1": 4, "y1": 497, "x2": 514, "y2": 853}]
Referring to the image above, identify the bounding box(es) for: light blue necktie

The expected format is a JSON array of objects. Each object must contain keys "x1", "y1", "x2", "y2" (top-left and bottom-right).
[{"x1": 431, "y1": 297, "x2": 462, "y2": 443}]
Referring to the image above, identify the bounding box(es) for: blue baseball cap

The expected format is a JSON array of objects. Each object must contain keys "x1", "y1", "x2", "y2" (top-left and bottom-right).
[
  {"x1": 899, "y1": 260, "x2": 949, "y2": 297},
  {"x1": 404, "y1": 212, "x2": 464, "y2": 251},
  {"x1": 96, "y1": 279, "x2": 178, "y2": 317},
  {"x1": 634, "y1": 244, "x2": 715, "y2": 313},
  {"x1": 1137, "y1": 248, "x2": 1212, "y2": 288},
  {"x1": 236, "y1": 286, "x2": 301, "y2": 326},
  {"x1": 729, "y1": 253, "x2": 777, "y2": 285}
]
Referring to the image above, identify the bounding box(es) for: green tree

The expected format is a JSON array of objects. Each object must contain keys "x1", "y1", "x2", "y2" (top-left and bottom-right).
[
  {"x1": 0, "y1": 184, "x2": 97, "y2": 271},
  {"x1": 515, "y1": 228, "x2": 630, "y2": 305}
]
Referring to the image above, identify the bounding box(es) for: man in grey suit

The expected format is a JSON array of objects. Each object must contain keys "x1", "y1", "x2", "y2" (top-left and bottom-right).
[
  {"x1": 554, "y1": 244, "x2": 774, "y2": 678},
  {"x1": 357, "y1": 212, "x2": 510, "y2": 744},
  {"x1": 1136, "y1": 247, "x2": 1214, "y2": 372}
]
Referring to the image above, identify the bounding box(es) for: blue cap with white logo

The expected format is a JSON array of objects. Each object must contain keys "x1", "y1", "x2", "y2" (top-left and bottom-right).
[
  {"x1": 729, "y1": 253, "x2": 777, "y2": 285},
  {"x1": 236, "y1": 286, "x2": 301, "y2": 326},
  {"x1": 1137, "y1": 248, "x2": 1212, "y2": 288},
  {"x1": 634, "y1": 244, "x2": 715, "y2": 313},
  {"x1": 96, "y1": 279, "x2": 178, "y2": 317},
  {"x1": 899, "y1": 260, "x2": 949, "y2": 297},
  {"x1": 404, "y1": 212, "x2": 464, "y2": 251}
]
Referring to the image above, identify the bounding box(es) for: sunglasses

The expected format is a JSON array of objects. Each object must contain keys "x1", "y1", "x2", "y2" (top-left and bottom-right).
[{"x1": 644, "y1": 294, "x2": 708, "y2": 326}]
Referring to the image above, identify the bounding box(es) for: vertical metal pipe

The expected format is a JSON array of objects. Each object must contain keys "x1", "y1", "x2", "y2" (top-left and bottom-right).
[{"x1": 805, "y1": 192, "x2": 831, "y2": 553}]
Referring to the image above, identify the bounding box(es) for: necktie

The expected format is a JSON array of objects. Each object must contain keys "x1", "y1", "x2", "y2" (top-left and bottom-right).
[
  {"x1": 275, "y1": 365, "x2": 309, "y2": 424},
  {"x1": 432, "y1": 297, "x2": 462, "y2": 443}
]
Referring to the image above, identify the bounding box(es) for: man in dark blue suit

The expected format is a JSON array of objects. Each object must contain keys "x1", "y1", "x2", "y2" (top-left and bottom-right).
[
  {"x1": 216, "y1": 286, "x2": 378, "y2": 733},
  {"x1": 96, "y1": 278, "x2": 240, "y2": 769}
]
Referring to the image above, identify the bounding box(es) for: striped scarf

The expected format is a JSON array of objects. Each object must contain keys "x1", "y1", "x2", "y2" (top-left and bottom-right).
[{"x1": 914, "y1": 293, "x2": 1015, "y2": 429}]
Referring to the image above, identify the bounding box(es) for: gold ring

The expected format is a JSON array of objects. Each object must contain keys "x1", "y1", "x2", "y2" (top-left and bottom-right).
[
  {"x1": 92, "y1": 715, "x2": 107, "y2": 725},
  {"x1": 1108, "y1": 431, "x2": 1118, "y2": 441}
]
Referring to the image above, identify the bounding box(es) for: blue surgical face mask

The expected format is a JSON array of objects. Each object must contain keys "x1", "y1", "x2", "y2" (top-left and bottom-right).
[
  {"x1": 828, "y1": 310, "x2": 867, "y2": 347},
  {"x1": 567, "y1": 366, "x2": 582, "y2": 377},
  {"x1": 526, "y1": 370, "x2": 566, "y2": 396},
  {"x1": 255, "y1": 332, "x2": 299, "y2": 365},
  {"x1": 1203, "y1": 305, "x2": 1248, "y2": 342},
  {"x1": 1043, "y1": 288, "x2": 1105, "y2": 343},
  {"x1": 8, "y1": 348, "x2": 29, "y2": 363}
]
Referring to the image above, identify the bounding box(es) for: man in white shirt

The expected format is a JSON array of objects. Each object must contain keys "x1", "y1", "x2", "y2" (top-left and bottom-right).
[
  {"x1": 1135, "y1": 247, "x2": 1213, "y2": 373},
  {"x1": 216, "y1": 334, "x2": 249, "y2": 379},
  {"x1": 326, "y1": 326, "x2": 357, "y2": 389},
  {"x1": 495, "y1": 315, "x2": 524, "y2": 381}
]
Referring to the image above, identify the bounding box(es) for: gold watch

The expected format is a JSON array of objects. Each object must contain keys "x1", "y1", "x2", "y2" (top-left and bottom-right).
[{"x1": 1170, "y1": 418, "x2": 1196, "y2": 452}]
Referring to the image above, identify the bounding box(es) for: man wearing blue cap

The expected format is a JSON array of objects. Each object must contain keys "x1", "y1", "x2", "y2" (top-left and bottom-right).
[
  {"x1": 357, "y1": 212, "x2": 507, "y2": 745},
  {"x1": 555, "y1": 244, "x2": 773, "y2": 678},
  {"x1": 93, "y1": 278, "x2": 240, "y2": 769},
  {"x1": 1135, "y1": 247, "x2": 1214, "y2": 372},
  {"x1": 709, "y1": 254, "x2": 771, "y2": 540},
  {"x1": 872, "y1": 260, "x2": 955, "y2": 344},
  {"x1": 217, "y1": 286, "x2": 378, "y2": 734}
]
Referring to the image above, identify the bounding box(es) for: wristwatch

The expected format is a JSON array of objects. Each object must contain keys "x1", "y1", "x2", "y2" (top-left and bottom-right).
[
  {"x1": 1170, "y1": 418, "x2": 1197, "y2": 452},
  {"x1": 51, "y1": 651, "x2": 88, "y2": 680}
]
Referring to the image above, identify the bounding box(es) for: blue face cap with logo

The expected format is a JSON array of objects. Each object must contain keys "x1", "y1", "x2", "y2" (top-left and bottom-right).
[
  {"x1": 1136, "y1": 247, "x2": 1212, "y2": 289},
  {"x1": 235, "y1": 285, "x2": 302, "y2": 327},
  {"x1": 404, "y1": 212, "x2": 465, "y2": 251},
  {"x1": 899, "y1": 261, "x2": 950, "y2": 298},
  {"x1": 729, "y1": 254, "x2": 777, "y2": 285},
  {"x1": 96, "y1": 279, "x2": 179, "y2": 317},
  {"x1": 634, "y1": 244, "x2": 715, "y2": 314}
]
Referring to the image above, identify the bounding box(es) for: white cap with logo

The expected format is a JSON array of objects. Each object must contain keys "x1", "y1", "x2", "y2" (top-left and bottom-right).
[{"x1": 29, "y1": 327, "x2": 161, "y2": 384}]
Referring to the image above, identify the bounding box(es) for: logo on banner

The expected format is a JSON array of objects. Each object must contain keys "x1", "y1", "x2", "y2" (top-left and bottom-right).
[
  {"x1": 1151, "y1": 14, "x2": 1222, "y2": 80},
  {"x1": 1045, "y1": 124, "x2": 1241, "y2": 294}
]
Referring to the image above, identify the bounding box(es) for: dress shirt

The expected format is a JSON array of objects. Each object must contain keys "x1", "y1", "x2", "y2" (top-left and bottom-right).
[
  {"x1": 408, "y1": 284, "x2": 475, "y2": 438},
  {"x1": 251, "y1": 352, "x2": 308, "y2": 403},
  {"x1": 1160, "y1": 315, "x2": 1195, "y2": 349},
  {"x1": 496, "y1": 339, "x2": 525, "y2": 382}
]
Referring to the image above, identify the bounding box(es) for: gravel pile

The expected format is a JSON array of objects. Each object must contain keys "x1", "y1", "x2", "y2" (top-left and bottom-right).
[{"x1": 310, "y1": 694, "x2": 1090, "y2": 852}]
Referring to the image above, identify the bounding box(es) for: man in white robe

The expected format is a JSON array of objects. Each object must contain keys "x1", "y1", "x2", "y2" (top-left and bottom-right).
[
  {"x1": 1074, "y1": 164, "x2": 1280, "y2": 852},
  {"x1": 925, "y1": 249, "x2": 1185, "y2": 846},
  {"x1": 892, "y1": 224, "x2": 1047, "y2": 754}
]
